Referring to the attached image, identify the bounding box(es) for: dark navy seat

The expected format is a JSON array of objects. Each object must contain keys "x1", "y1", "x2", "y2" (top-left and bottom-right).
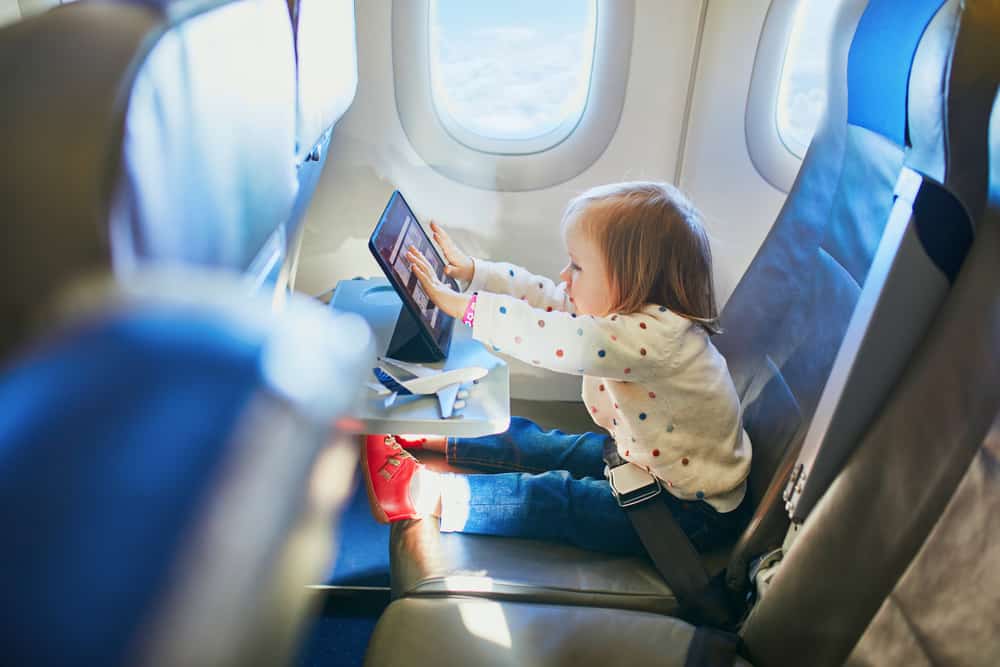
[{"x1": 0, "y1": 271, "x2": 374, "y2": 666}]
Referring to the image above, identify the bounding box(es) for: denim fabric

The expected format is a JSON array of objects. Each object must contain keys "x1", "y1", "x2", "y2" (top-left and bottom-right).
[{"x1": 441, "y1": 417, "x2": 748, "y2": 555}]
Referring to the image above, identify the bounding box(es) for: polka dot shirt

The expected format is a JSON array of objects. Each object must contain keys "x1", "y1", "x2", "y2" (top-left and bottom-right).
[{"x1": 465, "y1": 258, "x2": 751, "y2": 512}]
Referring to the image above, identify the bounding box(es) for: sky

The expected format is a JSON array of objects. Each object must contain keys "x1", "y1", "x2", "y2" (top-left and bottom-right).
[
  {"x1": 777, "y1": 0, "x2": 841, "y2": 155},
  {"x1": 429, "y1": 0, "x2": 597, "y2": 141}
]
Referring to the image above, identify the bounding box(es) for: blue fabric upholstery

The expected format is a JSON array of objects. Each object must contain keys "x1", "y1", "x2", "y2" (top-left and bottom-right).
[
  {"x1": 0, "y1": 308, "x2": 266, "y2": 666},
  {"x1": 847, "y1": 0, "x2": 946, "y2": 146}
]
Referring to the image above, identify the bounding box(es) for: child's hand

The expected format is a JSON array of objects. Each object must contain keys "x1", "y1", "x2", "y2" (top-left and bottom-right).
[
  {"x1": 406, "y1": 246, "x2": 470, "y2": 319},
  {"x1": 430, "y1": 221, "x2": 475, "y2": 283}
]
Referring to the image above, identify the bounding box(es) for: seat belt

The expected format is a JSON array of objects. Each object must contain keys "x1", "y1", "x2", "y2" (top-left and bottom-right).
[{"x1": 603, "y1": 441, "x2": 739, "y2": 630}]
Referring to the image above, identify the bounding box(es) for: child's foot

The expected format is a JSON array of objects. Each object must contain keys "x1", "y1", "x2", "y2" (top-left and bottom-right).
[{"x1": 361, "y1": 435, "x2": 441, "y2": 523}]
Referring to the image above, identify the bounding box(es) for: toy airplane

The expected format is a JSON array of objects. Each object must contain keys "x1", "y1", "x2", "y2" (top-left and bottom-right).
[{"x1": 369, "y1": 356, "x2": 488, "y2": 418}]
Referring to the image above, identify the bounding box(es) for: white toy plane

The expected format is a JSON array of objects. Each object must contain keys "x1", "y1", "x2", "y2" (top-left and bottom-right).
[{"x1": 369, "y1": 356, "x2": 488, "y2": 419}]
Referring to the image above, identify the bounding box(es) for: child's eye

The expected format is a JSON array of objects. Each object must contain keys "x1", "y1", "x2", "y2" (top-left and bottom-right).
[{"x1": 570, "y1": 263, "x2": 582, "y2": 272}]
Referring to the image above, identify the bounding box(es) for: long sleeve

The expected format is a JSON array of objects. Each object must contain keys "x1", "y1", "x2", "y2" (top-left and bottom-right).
[
  {"x1": 471, "y1": 291, "x2": 687, "y2": 382},
  {"x1": 466, "y1": 259, "x2": 573, "y2": 314}
]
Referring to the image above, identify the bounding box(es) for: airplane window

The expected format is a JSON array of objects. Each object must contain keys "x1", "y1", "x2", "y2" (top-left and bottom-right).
[
  {"x1": 393, "y1": 0, "x2": 633, "y2": 190},
  {"x1": 775, "y1": 0, "x2": 840, "y2": 157},
  {"x1": 428, "y1": 0, "x2": 597, "y2": 149}
]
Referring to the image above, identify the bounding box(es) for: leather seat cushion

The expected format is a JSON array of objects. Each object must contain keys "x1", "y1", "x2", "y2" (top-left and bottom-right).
[
  {"x1": 364, "y1": 596, "x2": 753, "y2": 667},
  {"x1": 391, "y1": 450, "x2": 731, "y2": 613}
]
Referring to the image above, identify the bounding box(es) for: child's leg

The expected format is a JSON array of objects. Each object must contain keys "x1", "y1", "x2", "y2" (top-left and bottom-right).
[
  {"x1": 436, "y1": 469, "x2": 751, "y2": 555},
  {"x1": 445, "y1": 417, "x2": 609, "y2": 478},
  {"x1": 437, "y1": 470, "x2": 645, "y2": 555}
]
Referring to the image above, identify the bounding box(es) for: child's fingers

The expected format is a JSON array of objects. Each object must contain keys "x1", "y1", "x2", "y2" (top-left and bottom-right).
[{"x1": 407, "y1": 247, "x2": 433, "y2": 274}]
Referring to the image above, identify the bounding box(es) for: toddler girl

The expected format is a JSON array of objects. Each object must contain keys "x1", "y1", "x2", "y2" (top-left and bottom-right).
[{"x1": 363, "y1": 181, "x2": 752, "y2": 555}]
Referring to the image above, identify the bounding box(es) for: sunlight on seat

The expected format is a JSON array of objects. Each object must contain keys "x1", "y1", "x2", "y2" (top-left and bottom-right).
[
  {"x1": 457, "y1": 600, "x2": 513, "y2": 649},
  {"x1": 443, "y1": 575, "x2": 495, "y2": 592}
]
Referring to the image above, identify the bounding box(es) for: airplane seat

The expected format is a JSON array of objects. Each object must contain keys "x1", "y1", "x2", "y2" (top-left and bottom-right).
[
  {"x1": 722, "y1": 0, "x2": 998, "y2": 586},
  {"x1": 0, "y1": 0, "x2": 298, "y2": 358},
  {"x1": 0, "y1": 269, "x2": 375, "y2": 666},
  {"x1": 369, "y1": 86, "x2": 1000, "y2": 667},
  {"x1": 379, "y1": 0, "x2": 972, "y2": 614},
  {"x1": 741, "y1": 84, "x2": 1000, "y2": 666},
  {"x1": 283, "y1": 0, "x2": 358, "y2": 246}
]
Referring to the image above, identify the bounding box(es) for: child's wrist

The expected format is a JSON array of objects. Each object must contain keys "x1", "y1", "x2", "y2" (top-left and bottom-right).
[{"x1": 461, "y1": 293, "x2": 478, "y2": 327}]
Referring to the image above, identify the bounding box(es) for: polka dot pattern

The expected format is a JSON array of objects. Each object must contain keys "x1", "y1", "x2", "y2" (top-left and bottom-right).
[{"x1": 504, "y1": 298, "x2": 706, "y2": 489}]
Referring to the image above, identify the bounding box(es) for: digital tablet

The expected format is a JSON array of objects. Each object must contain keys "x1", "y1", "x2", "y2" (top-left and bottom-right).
[{"x1": 369, "y1": 190, "x2": 458, "y2": 361}]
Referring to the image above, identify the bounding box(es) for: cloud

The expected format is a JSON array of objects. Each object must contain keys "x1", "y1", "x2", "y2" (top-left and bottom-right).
[{"x1": 431, "y1": 26, "x2": 594, "y2": 139}]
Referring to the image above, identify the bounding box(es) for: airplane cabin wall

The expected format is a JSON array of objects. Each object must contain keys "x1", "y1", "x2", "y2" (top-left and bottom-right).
[
  {"x1": 679, "y1": 0, "x2": 787, "y2": 305},
  {"x1": 296, "y1": 0, "x2": 790, "y2": 401}
]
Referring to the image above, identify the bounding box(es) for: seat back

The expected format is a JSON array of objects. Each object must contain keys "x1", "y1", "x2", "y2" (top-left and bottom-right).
[
  {"x1": 741, "y1": 87, "x2": 1000, "y2": 667},
  {"x1": 280, "y1": 0, "x2": 358, "y2": 292},
  {"x1": 717, "y1": 0, "x2": 996, "y2": 584},
  {"x1": 0, "y1": 0, "x2": 297, "y2": 356},
  {"x1": 0, "y1": 270, "x2": 374, "y2": 666}
]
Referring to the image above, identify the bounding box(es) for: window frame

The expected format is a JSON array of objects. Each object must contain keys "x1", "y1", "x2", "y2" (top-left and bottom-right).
[
  {"x1": 392, "y1": 0, "x2": 634, "y2": 191},
  {"x1": 746, "y1": 0, "x2": 803, "y2": 193}
]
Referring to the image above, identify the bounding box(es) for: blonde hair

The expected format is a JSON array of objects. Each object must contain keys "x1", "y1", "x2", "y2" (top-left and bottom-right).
[{"x1": 562, "y1": 181, "x2": 721, "y2": 334}]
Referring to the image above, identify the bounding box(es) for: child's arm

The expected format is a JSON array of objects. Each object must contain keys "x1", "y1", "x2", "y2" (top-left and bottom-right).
[
  {"x1": 471, "y1": 292, "x2": 678, "y2": 382},
  {"x1": 429, "y1": 222, "x2": 572, "y2": 313},
  {"x1": 466, "y1": 259, "x2": 573, "y2": 314}
]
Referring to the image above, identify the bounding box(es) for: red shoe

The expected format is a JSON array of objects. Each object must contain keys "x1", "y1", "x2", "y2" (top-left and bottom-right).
[
  {"x1": 362, "y1": 434, "x2": 421, "y2": 523},
  {"x1": 394, "y1": 435, "x2": 428, "y2": 450}
]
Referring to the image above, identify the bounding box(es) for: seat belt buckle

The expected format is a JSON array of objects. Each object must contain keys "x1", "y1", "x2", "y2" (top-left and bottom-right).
[{"x1": 605, "y1": 462, "x2": 662, "y2": 508}]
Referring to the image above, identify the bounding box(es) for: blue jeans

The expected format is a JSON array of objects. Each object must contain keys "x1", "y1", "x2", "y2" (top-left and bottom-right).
[{"x1": 440, "y1": 417, "x2": 749, "y2": 555}]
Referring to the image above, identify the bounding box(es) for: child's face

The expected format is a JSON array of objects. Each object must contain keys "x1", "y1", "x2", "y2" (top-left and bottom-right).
[{"x1": 559, "y1": 219, "x2": 615, "y2": 317}]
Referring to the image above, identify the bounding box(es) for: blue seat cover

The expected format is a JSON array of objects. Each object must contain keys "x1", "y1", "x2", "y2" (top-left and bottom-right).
[{"x1": 0, "y1": 308, "x2": 267, "y2": 665}]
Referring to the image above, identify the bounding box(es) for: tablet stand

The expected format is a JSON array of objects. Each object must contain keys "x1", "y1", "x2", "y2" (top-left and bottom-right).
[{"x1": 386, "y1": 303, "x2": 449, "y2": 362}]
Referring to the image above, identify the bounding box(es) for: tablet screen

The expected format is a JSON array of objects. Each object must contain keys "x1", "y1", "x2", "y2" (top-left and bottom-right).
[{"x1": 370, "y1": 191, "x2": 457, "y2": 349}]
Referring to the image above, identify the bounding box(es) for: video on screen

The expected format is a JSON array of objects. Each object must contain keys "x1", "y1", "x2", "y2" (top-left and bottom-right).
[{"x1": 373, "y1": 196, "x2": 451, "y2": 339}]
